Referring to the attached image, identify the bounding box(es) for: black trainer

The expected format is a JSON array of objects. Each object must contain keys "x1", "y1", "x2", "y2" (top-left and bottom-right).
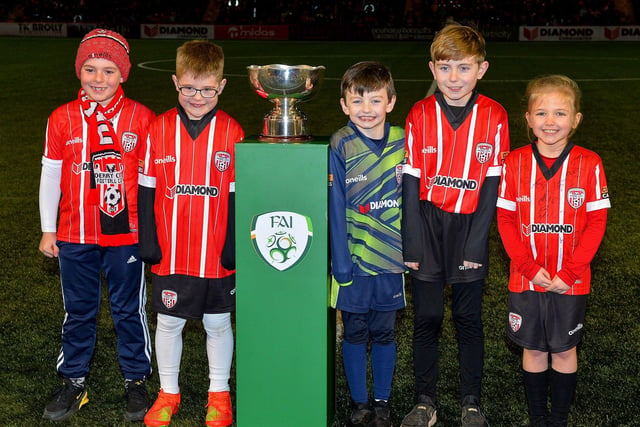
[
  {"x1": 350, "y1": 401, "x2": 373, "y2": 426},
  {"x1": 461, "y1": 395, "x2": 489, "y2": 427},
  {"x1": 43, "y1": 378, "x2": 89, "y2": 421},
  {"x1": 124, "y1": 378, "x2": 150, "y2": 421},
  {"x1": 401, "y1": 395, "x2": 437, "y2": 427},
  {"x1": 367, "y1": 400, "x2": 391, "y2": 427}
]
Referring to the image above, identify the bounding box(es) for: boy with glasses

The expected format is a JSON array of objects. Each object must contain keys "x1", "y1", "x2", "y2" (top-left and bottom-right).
[{"x1": 138, "y1": 40, "x2": 244, "y2": 427}]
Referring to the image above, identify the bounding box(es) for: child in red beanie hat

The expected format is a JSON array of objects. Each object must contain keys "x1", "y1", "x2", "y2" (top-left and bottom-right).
[{"x1": 39, "y1": 28, "x2": 155, "y2": 422}]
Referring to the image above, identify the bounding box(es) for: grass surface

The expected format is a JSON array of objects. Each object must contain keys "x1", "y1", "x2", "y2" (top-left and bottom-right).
[{"x1": 0, "y1": 37, "x2": 639, "y2": 426}]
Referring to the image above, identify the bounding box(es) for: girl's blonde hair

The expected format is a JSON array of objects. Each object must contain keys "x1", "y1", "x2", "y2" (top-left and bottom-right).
[{"x1": 525, "y1": 74, "x2": 582, "y2": 139}]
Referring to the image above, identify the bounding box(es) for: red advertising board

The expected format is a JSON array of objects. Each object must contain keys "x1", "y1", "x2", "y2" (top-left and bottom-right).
[{"x1": 214, "y1": 25, "x2": 289, "y2": 40}]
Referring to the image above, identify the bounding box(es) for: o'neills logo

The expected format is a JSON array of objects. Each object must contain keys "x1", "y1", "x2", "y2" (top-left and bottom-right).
[
  {"x1": 165, "y1": 184, "x2": 219, "y2": 199},
  {"x1": 155, "y1": 155, "x2": 176, "y2": 164},
  {"x1": 522, "y1": 223, "x2": 574, "y2": 236},
  {"x1": 359, "y1": 199, "x2": 399, "y2": 214},
  {"x1": 427, "y1": 175, "x2": 478, "y2": 190},
  {"x1": 345, "y1": 174, "x2": 367, "y2": 185},
  {"x1": 251, "y1": 211, "x2": 313, "y2": 271}
]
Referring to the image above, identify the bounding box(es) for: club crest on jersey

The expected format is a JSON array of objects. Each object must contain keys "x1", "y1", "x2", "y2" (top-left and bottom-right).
[
  {"x1": 509, "y1": 312, "x2": 522, "y2": 332},
  {"x1": 162, "y1": 290, "x2": 177, "y2": 309},
  {"x1": 120, "y1": 132, "x2": 138, "y2": 152},
  {"x1": 215, "y1": 151, "x2": 231, "y2": 172},
  {"x1": 475, "y1": 143, "x2": 493, "y2": 164},
  {"x1": 250, "y1": 211, "x2": 313, "y2": 272},
  {"x1": 395, "y1": 164, "x2": 404, "y2": 184},
  {"x1": 567, "y1": 187, "x2": 585, "y2": 209}
]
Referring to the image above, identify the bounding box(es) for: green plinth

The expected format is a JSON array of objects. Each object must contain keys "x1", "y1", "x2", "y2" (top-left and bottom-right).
[{"x1": 235, "y1": 139, "x2": 335, "y2": 427}]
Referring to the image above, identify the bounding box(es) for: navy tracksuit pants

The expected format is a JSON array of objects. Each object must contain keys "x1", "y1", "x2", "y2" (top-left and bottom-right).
[{"x1": 56, "y1": 242, "x2": 151, "y2": 380}]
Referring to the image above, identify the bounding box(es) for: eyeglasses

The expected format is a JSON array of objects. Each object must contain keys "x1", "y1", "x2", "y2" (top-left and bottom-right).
[{"x1": 177, "y1": 85, "x2": 219, "y2": 98}]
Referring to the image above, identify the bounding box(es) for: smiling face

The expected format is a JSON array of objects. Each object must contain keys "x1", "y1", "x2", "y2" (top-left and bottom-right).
[
  {"x1": 79, "y1": 58, "x2": 123, "y2": 106},
  {"x1": 526, "y1": 89, "x2": 582, "y2": 157},
  {"x1": 173, "y1": 72, "x2": 226, "y2": 120},
  {"x1": 340, "y1": 87, "x2": 396, "y2": 140},
  {"x1": 429, "y1": 56, "x2": 488, "y2": 107}
]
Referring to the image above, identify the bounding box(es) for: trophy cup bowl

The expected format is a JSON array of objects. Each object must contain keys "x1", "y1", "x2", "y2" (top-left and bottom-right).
[{"x1": 248, "y1": 64, "x2": 325, "y2": 142}]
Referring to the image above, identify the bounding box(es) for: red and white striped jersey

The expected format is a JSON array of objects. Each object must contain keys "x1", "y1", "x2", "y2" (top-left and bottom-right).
[
  {"x1": 43, "y1": 98, "x2": 154, "y2": 245},
  {"x1": 404, "y1": 93, "x2": 510, "y2": 214},
  {"x1": 139, "y1": 108, "x2": 244, "y2": 278},
  {"x1": 497, "y1": 143, "x2": 610, "y2": 294}
]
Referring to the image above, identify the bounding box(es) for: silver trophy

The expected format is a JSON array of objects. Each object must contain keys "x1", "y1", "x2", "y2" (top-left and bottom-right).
[{"x1": 248, "y1": 64, "x2": 325, "y2": 142}]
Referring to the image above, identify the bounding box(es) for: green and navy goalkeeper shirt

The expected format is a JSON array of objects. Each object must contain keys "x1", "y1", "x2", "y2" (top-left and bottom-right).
[{"x1": 329, "y1": 121, "x2": 406, "y2": 283}]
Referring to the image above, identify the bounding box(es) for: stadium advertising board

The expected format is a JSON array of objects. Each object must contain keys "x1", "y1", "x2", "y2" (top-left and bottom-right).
[
  {"x1": 520, "y1": 25, "x2": 640, "y2": 41},
  {"x1": 214, "y1": 25, "x2": 288, "y2": 40},
  {"x1": 140, "y1": 24, "x2": 214, "y2": 39},
  {"x1": 0, "y1": 22, "x2": 67, "y2": 37}
]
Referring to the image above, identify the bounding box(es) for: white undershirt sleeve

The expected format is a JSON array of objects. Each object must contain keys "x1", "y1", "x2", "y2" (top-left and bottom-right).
[{"x1": 39, "y1": 157, "x2": 62, "y2": 233}]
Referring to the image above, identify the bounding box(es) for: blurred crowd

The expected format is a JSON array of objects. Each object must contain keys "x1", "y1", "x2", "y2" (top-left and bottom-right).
[{"x1": 0, "y1": 0, "x2": 636, "y2": 28}]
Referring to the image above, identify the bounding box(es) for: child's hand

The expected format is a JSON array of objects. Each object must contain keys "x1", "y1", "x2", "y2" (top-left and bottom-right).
[
  {"x1": 531, "y1": 267, "x2": 552, "y2": 288},
  {"x1": 405, "y1": 261, "x2": 420, "y2": 271},
  {"x1": 463, "y1": 260, "x2": 482, "y2": 269},
  {"x1": 547, "y1": 275, "x2": 571, "y2": 294},
  {"x1": 39, "y1": 232, "x2": 59, "y2": 258}
]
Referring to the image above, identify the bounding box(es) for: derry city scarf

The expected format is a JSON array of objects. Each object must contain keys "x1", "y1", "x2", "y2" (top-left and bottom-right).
[{"x1": 80, "y1": 86, "x2": 130, "y2": 235}]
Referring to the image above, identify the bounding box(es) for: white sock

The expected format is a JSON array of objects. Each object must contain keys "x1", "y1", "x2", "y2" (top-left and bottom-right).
[
  {"x1": 202, "y1": 313, "x2": 234, "y2": 392},
  {"x1": 155, "y1": 313, "x2": 186, "y2": 394}
]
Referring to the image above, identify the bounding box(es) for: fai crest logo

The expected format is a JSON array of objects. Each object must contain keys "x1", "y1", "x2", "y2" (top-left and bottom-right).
[
  {"x1": 121, "y1": 132, "x2": 138, "y2": 152},
  {"x1": 162, "y1": 290, "x2": 177, "y2": 309},
  {"x1": 509, "y1": 312, "x2": 522, "y2": 332},
  {"x1": 567, "y1": 187, "x2": 585, "y2": 209},
  {"x1": 251, "y1": 211, "x2": 313, "y2": 271},
  {"x1": 475, "y1": 143, "x2": 493, "y2": 164},
  {"x1": 215, "y1": 151, "x2": 231, "y2": 172}
]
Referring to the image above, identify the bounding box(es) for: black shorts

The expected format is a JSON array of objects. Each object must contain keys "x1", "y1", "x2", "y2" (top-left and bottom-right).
[
  {"x1": 506, "y1": 291, "x2": 587, "y2": 353},
  {"x1": 151, "y1": 273, "x2": 236, "y2": 320},
  {"x1": 411, "y1": 201, "x2": 488, "y2": 284}
]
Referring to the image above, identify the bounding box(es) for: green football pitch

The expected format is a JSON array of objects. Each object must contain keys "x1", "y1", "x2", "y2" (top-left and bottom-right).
[{"x1": 0, "y1": 37, "x2": 639, "y2": 426}]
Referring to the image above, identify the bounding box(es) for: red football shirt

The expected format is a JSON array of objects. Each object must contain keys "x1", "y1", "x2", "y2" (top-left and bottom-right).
[
  {"x1": 139, "y1": 108, "x2": 244, "y2": 278},
  {"x1": 497, "y1": 143, "x2": 610, "y2": 294},
  {"x1": 404, "y1": 94, "x2": 510, "y2": 214},
  {"x1": 44, "y1": 98, "x2": 155, "y2": 246}
]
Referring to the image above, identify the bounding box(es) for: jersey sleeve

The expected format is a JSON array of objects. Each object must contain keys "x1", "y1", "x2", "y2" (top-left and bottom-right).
[
  {"x1": 39, "y1": 157, "x2": 62, "y2": 232},
  {"x1": 328, "y1": 135, "x2": 353, "y2": 284},
  {"x1": 221, "y1": 124, "x2": 243, "y2": 271},
  {"x1": 403, "y1": 104, "x2": 423, "y2": 180},
  {"x1": 556, "y1": 208, "x2": 607, "y2": 285},
  {"x1": 137, "y1": 130, "x2": 162, "y2": 264},
  {"x1": 401, "y1": 104, "x2": 425, "y2": 263},
  {"x1": 463, "y1": 175, "x2": 499, "y2": 264},
  {"x1": 487, "y1": 107, "x2": 510, "y2": 178},
  {"x1": 496, "y1": 159, "x2": 541, "y2": 281},
  {"x1": 556, "y1": 156, "x2": 610, "y2": 285}
]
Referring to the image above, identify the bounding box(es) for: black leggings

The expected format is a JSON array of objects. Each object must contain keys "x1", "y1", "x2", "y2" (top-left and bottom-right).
[{"x1": 411, "y1": 278, "x2": 485, "y2": 404}]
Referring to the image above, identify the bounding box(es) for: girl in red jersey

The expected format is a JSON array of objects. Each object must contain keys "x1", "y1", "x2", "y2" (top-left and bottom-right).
[
  {"x1": 39, "y1": 29, "x2": 154, "y2": 422},
  {"x1": 497, "y1": 75, "x2": 610, "y2": 427}
]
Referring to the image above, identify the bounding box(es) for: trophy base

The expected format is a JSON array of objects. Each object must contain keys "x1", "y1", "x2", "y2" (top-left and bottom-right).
[{"x1": 257, "y1": 135, "x2": 315, "y2": 143}]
